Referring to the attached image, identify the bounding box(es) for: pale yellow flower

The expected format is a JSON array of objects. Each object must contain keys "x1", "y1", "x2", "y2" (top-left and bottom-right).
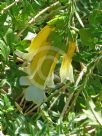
[
  {"x1": 23, "y1": 25, "x2": 57, "y2": 88},
  {"x1": 18, "y1": 25, "x2": 76, "y2": 105},
  {"x1": 28, "y1": 46, "x2": 58, "y2": 89},
  {"x1": 60, "y1": 41, "x2": 76, "y2": 83},
  {"x1": 24, "y1": 25, "x2": 55, "y2": 61}
]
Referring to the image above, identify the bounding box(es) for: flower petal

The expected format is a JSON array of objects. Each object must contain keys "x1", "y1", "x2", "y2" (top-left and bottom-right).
[
  {"x1": 19, "y1": 76, "x2": 31, "y2": 86},
  {"x1": 23, "y1": 25, "x2": 54, "y2": 62},
  {"x1": 27, "y1": 25, "x2": 54, "y2": 52},
  {"x1": 26, "y1": 44, "x2": 50, "y2": 76},
  {"x1": 60, "y1": 41, "x2": 76, "y2": 82},
  {"x1": 24, "y1": 85, "x2": 46, "y2": 105},
  {"x1": 28, "y1": 47, "x2": 58, "y2": 89},
  {"x1": 60, "y1": 54, "x2": 74, "y2": 82},
  {"x1": 45, "y1": 72, "x2": 55, "y2": 88}
]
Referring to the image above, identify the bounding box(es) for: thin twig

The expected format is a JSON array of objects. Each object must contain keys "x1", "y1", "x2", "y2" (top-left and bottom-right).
[
  {"x1": 16, "y1": 91, "x2": 23, "y2": 101},
  {"x1": 89, "y1": 101, "x2": 102, "y2": 126},
  {"x1": 66, "y1": 89, "x2": 81, "y2": 114},
  {"x1": 60, "y1": 92, "x2": 74, "y2": 121},
  {"x1": 70, "y1": 26, "x2": 79, "y2": 32},
  {"x1": 47, "y1": 84, "x2": 66, "y2": 102},
  {"x1": 65, "y1": 65, "x2": 87, "y2": 114},
  {"x1": 24, "y1": 104, "x2": 39, "y2": 115},
  {"x1": 17, "y1": 1, "x2": 60, "y2": 36},
  {"x1": 1, "y1": 0, "x2": 20, "y2": 14},
  {"x1": 75, "y1": 65, "x2": 87, "y2": 88},
  {"x1": 15, "y1": 102, "x2": 23, "y2": 113},
  {"x1": 19, "y1": 96, "x2": 25, "y2": 106},
  {"x1": 59, "y1": 61, "x2": 87, "y2": 120},
  {"x1": 25, "y1": 84, "x2": 66, "y2": 115},
  {"x1": 48, "y1": 93, "x2": 61, "y2": 111},
  {"x1": 24, "y1": 103, "x2": 35, "y2": 113},
  {"x1": 22, "y1": 100, "x2": 26, "y2": 110},
  {"x1": 28, "y1": 1, "x2": 60, "y2": 25},
  {"x1": 66, "y1": 57, "x2": 102, "y2": 117}
]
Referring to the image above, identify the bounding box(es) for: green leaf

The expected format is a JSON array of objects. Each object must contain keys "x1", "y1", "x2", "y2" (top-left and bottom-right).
[
  {"x1": 0, "y1": 13, "x2": 7, "y2": 25},
  {"x1": 5, "y1": 28, "x2": 18, "y2": 52},
  {"x1": 89, "y1": 99, "x2": 102, "y2": 126},
  {"x1": 59, "y1": 0, "x2": 68, "y2": 5},
  {"x1": 37, "y1": 120, "x2": 43, "y2": 130},
  {"x1": 89, "y1": 10, "x2": 102, "y2": 26},
  {"x1": 49, "y1": 30, "x2": 66, "y2": 52},
  {"x1": 0, "y1": 39, "x2": 10, "y2": 60},
  {"x1": 75, "y1": 11, "x2": 84, "y2": 28},
  {"x1": 83, "y1": 99, "x2": 102, "y2": 126},
  {"x1": 79, "y1": 28, "x2": 94, "y2": 48},
  {"x1": 48, "y1": 15, "x2": 67, "y2": 27}
]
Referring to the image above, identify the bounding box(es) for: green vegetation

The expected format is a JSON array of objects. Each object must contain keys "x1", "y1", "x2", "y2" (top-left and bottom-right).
[{"x1": 0, "y1": 0, "x2": 102, "y2": 135}]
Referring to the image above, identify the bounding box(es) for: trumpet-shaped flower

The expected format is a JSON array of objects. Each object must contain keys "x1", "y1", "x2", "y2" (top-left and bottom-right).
[
  {"x1": 22, "y1": 46, "x2": 58, "y2": 105},
  {"x1": 18, "y1": 24, "x2": 76, "y2": 105},
  {"x1": 27, "y1": 46, "x2": 58, "y2": 89},
  {"x1": 60, "y1": 41, "x2": 76, "y2": 83},
  {"x1": 24, "y1": 25, "x2": 55, "y2": 61},
  {"x1": 19, "y1": 25, "x2": 58, "y2": 105}
]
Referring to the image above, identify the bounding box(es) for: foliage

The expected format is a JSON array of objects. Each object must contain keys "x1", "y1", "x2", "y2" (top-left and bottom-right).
[{"x1": 0, "y1": 0, "x2": 102, "y2": 135}]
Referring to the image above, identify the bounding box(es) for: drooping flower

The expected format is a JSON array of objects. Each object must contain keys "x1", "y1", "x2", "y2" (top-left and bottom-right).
[
  {"x1": 23, "y1": 25, "x2": 57, "y2": 88},
  {"x1": 29, "y1": 48, "x2": 58, "y2": 89},
  {"x1": 24, "y1": 25, "x2": 55, "y2": 61},
  {"x1": 22, "y1": 46, "x2": 58, "y2": 105},
  {"x1": 19, "y1": 25, "x2": 58, "y2": 105},
  {"x1": 18, "y1": 24, "x2": 76, "y2": 105},
  {"x1": 60, "y1": 41, "x2": 76, "y2": 83}
]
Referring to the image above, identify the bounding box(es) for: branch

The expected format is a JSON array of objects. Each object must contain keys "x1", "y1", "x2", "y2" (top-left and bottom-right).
[
  {"x1": 48, "y1": 93, "x2": 61, "y2": 110},
  {"x1": 17, "y1": 1, "x2": 60, "y2": 36},
  {"x1": 60, "y1": 92, "x2": 74, "y2": 121},
  {"x1": 28, "y1": 1, "x2": 60, "y2": 25},
  {"x1": 1, "y1": 0, "x2": 20, "y2": 14},
  {"x1": 75, "y1": 64, "x2": 87, "y2": 88},
  {"x1": 59, "y1": 62, "x2": 87, "y2": 121}
]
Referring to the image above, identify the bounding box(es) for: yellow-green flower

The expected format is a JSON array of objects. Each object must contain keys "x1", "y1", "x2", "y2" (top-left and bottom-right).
[
  {"x1": 18, "y1": 24, "x2": 76, "y2": 105},
  {"x1": 24, "y1": 25, "x2": 55, "y2": 61},
  {"x1": 19, "y1": 25, "x2": 58, "y2": 105},
  {"x1": 29, "y1": 47, "x2": 58, "y2": 89},
  {"x1": 60, "y1": 41, "x2": 76, "y2": 83},
  {"x1": 23, "y1": 25, "x2": 57, "y2": 88}
]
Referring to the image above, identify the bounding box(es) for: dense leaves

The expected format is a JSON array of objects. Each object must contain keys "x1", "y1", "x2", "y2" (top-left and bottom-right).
[{"x1": 0, "y1": 0, "x2": 102, "y2": 135}]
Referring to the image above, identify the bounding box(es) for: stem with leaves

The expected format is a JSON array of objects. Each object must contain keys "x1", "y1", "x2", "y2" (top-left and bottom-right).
[{"x1": 1, "y1": 0, "x2": 20, "y2": 14}]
